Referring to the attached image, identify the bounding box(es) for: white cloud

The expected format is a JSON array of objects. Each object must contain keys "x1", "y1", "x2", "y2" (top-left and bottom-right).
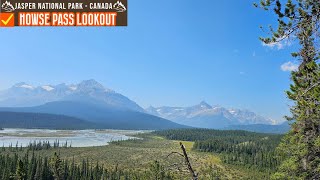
[{"x1": 281, "y1": 61, "x2": 299, "y2": 72}]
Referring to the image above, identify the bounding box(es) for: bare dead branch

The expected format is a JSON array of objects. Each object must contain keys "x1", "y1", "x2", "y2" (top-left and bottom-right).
[
  {"x1": 166, "y1": 151, "x2": 184, "y2": 158},
  {"x1": 179, "y1": 142, "x2": 198, "y2": 180},
  {"x1": 164, "y1": 142, "x2": 198, "y2": 179}
]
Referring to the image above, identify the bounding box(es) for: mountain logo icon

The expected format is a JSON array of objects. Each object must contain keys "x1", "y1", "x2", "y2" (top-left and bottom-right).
[
  {"x1": 113, "y1": 1, "x2": 126, "y2": 12},
  {"x1": 1, "y1": 1, "x2": 15, "y2": 12}
]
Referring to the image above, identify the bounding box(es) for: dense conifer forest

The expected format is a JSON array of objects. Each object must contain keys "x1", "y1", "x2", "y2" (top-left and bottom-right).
[
  {"x1": 0, "y1": 150, "x2": 174, "y2": 180},
  {"x1": 154, "y1": 129, "x2": 284, "y2": 171}
]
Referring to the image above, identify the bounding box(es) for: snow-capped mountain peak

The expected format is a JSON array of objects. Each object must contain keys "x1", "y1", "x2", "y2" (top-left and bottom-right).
[
  {"x1": 198, "y1": 101, "x2": 212, "y2": 109},
  {"x1": 227, "y1": 108, "x2": 273, "y2": 125},
  {"x1": 42, "y1": 85, "x2": 54, "y2": 91},
  {"x1": 77, "y1": 79, "x2": 114, "y2": 93},
  {"x1": 146, "y1": 102, "x2": 275, "y2": 129},
  {"x1": 13, "y1": 82, "x2": 35, "y2": 90},
  {"x1": 0, "y1": 80, "x2": 143, "y2": 112},
  {"x1": 78, "y1": 79, "x2": 104, "y2": 90},
  {"x1": 68, "y1": 85, "x2": 77, "y2": 91}
]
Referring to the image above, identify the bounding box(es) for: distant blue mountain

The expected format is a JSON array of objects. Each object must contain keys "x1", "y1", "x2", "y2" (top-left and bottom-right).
[
  {"x1": 0, "y1": 111, "x2": 96, "y2": 129},
  {"x1": 224, "y1": 121, "x2": 291, "y2": 134},
  {"x1": 0, "y1": 79, "x2": 144, "y2": 112},
  {"x1": 0, "y1": 80, "x2": 188, "y2": 130},
  {"x1": 146, "y1": 101, "x2": 276, "y2": 129},
  {"x1": 0, "y1": 101, "x2": 188, "y2": 130}
]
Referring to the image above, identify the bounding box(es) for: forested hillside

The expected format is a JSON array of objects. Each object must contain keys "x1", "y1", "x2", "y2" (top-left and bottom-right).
[
  {"x1": 0, "y1": 101, "x2": 188, "y2": 130},
  {"x1": 0, "y1": 111, "x2": 96, "y2": 129},
  {"x1": 154, "y1": 129, "x2": 283, "y2": 171}
]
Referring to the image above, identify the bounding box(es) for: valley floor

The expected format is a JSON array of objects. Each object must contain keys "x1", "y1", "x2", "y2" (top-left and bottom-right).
[{"x1": 1, "y1": 133, "x2": 271, "y2": 179}]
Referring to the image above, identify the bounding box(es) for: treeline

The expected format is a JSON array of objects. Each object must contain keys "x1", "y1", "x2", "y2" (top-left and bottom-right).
[
  {"x1": 154, "y1": 129, "x2": 268, "y2": 141},
  {"x1": 2, "y1": 140, "x2": 71, "y2": 152},
  {"x1": 0, "y1": 151, "x2": 174, "y2": 180},
  {"x1": 154, "y1": 129, "x2": 283, "y2": 171},
  {"x1": 26, "y1": 140, "x2": 71, "y2": 151}
]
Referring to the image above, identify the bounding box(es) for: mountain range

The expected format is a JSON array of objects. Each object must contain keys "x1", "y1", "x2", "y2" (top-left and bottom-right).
[
  {"x1": 0, "y1": 80, "x2": 186, "y2": 130},
  {"x1": 0, "y1": 80, "x2": 286, "y2": 132},
  {"x1": 0, "y1": 79, "x2": 143, "y2": 112},
  {"x1": 146, "y1": 101, "x2": 276, "y2": 129}
]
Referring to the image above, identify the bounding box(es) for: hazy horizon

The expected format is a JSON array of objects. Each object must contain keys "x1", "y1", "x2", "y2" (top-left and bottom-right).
[{"x1": 0, "y1": 0, "x2": 297, "y2": 122}]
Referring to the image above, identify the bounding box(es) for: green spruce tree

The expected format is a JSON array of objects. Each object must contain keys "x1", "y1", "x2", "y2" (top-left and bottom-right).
[
  {"x1": 16, "y1": 159, "x2": 27, "y2": 180},
  {"x1": 255, "y1": 0, "x2": 320, "y2": 179},
  {"x1": 50, "y1": 152, "x2": 63, "y2": 180}
]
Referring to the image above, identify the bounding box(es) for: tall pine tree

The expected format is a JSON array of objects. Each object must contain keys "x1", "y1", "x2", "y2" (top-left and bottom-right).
[
  {"x1": 16, "y1": 159, "x2": 27, "y2": 180},
  {"x1": 255, "y1": 0, "x2": 320, "y2": 179},
  {"x1": 50, "y1": 152, "x2": 63, "y2": 180}
]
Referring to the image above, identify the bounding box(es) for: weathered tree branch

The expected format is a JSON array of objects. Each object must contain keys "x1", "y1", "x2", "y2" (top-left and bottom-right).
[
  {"x1": 166, "y1": 151, "x2": 184, "y2": 158},
  {"x1": 179, "y1": 142, "x2": 198, "y2": 180},
  {"x1": 165, "y1": 142, "x2": 198, "y2": 179}
]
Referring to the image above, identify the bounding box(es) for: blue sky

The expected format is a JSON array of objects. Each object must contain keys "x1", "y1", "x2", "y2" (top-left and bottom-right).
[{"x1": 0, "y1": 0, "x2": 299, "y2": 122}]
